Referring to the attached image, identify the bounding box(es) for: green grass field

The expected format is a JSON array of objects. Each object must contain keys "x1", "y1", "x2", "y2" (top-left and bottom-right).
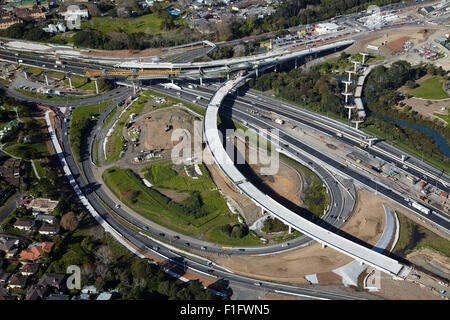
[
  {"x1": 81, "y1": 14, "x2": 164, "y2": 36},
  {"x1": 105, "y1": 91, "x2": 159, "y2": 162},
  {"x1": 103, "y1": 165, "x2": 262, "y2": 245},
  {"x1": 434, "y1": 112, "x2": 450, "y2": 123},
  {"x1": 394, "y1": 212, "x2": 450, "y2": 257},
  {"x1": 70, "y1": 101, "x2": 112, "y2": 124},
  {"x1": 407, "y1": 77, "x2": 449, "y2": 100}
]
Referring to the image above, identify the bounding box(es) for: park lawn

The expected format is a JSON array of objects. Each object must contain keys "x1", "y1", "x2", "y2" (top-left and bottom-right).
[
  {"x1": 394, "y1": 212, "x2": 450, "y2": 257},
  {"x1": 63, "y1": 74, "x2": 89, "y2": 88},
  {"x1": 81, "y1": 14, "x2": 164, "y2": 36},
  {"x1": 70, "y1": 101, "x2": 112, "y2": 124},
  {"x1": 0, "y1": 77, "x2": 11, "y2": 85},
  {"x1": 407, "y1": 77, "x2": 449, "y2": 100},
  {"x1": 33, "y1": 159, "x2": 47, "y2": 178},
  {"x1": 103, "y1": 166, "x2": 241, "y2": 242}
]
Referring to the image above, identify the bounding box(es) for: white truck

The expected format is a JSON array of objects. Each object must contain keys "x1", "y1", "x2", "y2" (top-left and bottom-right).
[
  {"x1": 274, "y1": 118, "x2": 284, "y2": 125},
  {"x1": 55, "y1": 60, "x2": 63, "y2": 66},
  {"x1": 410, "y1": 201, "x2": 430, "y2": 215}
]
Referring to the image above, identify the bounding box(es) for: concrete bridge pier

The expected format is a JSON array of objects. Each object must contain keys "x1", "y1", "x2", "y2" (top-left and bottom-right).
[
  {"x1": 67, "y1": 74, "x2": 73, "y2": 90},
  {"x1": 43, "y1": 72, "x2": 49, "y2": 86},
  {"x1": 23, "y1": 69, "x2": 28, "y2": 80},
  {"x1": 295, "y1": 58, "x2": 297, "y2": 69},
  {"x1": 321, "y1": 243, "x2": 326, "y2": 249},
  {"x1": 92, "y1": 78, "x2": 99, "y2": 94},
  {"x1": 199, "y1": 77, "x2": 203, "y2": 86}
]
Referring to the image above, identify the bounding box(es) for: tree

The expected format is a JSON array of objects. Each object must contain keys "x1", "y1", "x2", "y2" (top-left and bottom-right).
[{"x1": 60, "y1": 211, "x2": 79, "y2": 231}]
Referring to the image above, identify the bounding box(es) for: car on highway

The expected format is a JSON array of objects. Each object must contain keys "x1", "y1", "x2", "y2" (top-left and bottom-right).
[
  {"x1": 201, "y1": 246, "x2": 207, "y2": 250},
  {"x1": 254, "y1": 282, "x2": 262, "y2": 286},
  {"x1": 184, "y1": 242, "x2": 190, "y2": 246},
  {"x1": 159, "y1": 232, "x2": 165, "y2": 237},
  {"x1": 173, "y1": 235, "x2": 180, "y2": 240},
  {"x1": 152, "y1": 246, "x2": 160, "y2": 251},
  {"x1": 142, "y1": 226, "x2": 150, "y2": 231},
  {"x1": 115, "y1": 204, "x2": 120, "y2": 209}
]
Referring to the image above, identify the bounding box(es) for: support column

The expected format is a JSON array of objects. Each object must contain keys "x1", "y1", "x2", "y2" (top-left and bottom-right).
[
  {"x1": 295, "y1": 58, "x2": 297, "y2": 69},
  {"x1": 288, "y1": 225, "x2": 292, "y2": 234},
  {"x1": 200, "y1": 77, "x2": 203, "y2": 86},
  {"x1": 23, "y1": 70, "x2": 28, "y2": 80},
  {"x1": 261, "y1": 207, "x2": 264, "y2": 215},
  {"x1": 94, "y1": 79, "x2": 99, "y2": 94},
  {"x1": 68, "y1": 74, "x2": 73, "y2": 90},
  {"x1": 44, "y1": 72, "x2": 49, "y2": 86},
  {"x1": 256, "y1": 68, "x2": 258, "y2": 77},
  {"x1": 321, "y1": 243, "x2": 326, "y2": 249}
]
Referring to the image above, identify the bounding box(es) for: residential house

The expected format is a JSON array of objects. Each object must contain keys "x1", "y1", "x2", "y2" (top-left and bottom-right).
[
  {"x1": 1, "y1": 0, "x2": 49, "y2": 12},
  {"x1": 25, "y1": 284, "x2": 48, "y2": 300},
  {"x1": 38, "y1": 273, "x2": 65, "y2": 290},
  {"x1": 96, "y1": 292, "x2": 113, "y2": 300},
  {"x1": 13, "y1": 7, "x2": 45, "y2": 20},
  {"x1": 0, "y1": 237, "x2": 20, "y2": 258},
  {"x1": 81, "y1": 285, "x2": 98, "y2": 295},
  {"x1": 46, "y1": 293, "x2": 70, "y2": 300},
  {"x1": 20, "y1": 263, "x2": 39, "y2": 276},
  {"x1": 19, "y1": 242, "x2": 54, "y2": 261},
  {"x1": 8, "y1": 274, "x2": 28, "y2": 289},
  {"x1": 38, "y1": 224, "x2": 59, "y2": 236},
  {"x1": 43, "y1": 23, "x2": 57, "y2": 33},
  {"x1": 34, "y1": 214, "x2": 57, "y2": 225},
  {"x1": 13, "y1": 219, "x2": 34, "y2": 231},
  {"x1": 0, "y1": 16, "x2": 20, "y2": 29},
  {"x1": 23, "y1": 197, "x2": 59, "y2": 214},
  {"x1": 0, "y1": 158, "x2": 22, "y2": 187},
  {"x1": 0, "y1": 273, "x2": 11, "y2": 286}
]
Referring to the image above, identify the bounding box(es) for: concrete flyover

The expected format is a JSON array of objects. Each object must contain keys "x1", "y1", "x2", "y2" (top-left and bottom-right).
[
  {"x1": 115, "y1": 40, "x2": 355, "y2": 79},
  {"x1": 203, "y1": 73, "x2": 409, "y2": 278}
]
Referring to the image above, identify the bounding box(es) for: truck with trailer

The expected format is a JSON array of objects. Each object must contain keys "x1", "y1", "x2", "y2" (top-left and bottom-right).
[{"x1": 410, "y1": 201, "x2": 430, "y2": 215}]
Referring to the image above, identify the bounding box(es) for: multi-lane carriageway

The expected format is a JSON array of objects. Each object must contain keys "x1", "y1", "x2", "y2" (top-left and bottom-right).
[
  {"x1": 176, "y1": 83, "x2": 450, "y2": 232},
  {"x1": 204, "y1": 73, "x2": 410, "y2": 278}
]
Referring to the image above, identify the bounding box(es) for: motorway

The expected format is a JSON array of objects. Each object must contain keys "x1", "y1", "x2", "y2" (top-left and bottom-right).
[
  {"x1": 0, "y1": 74, "x2": 371, "y2": 299},
  {"x1": 48, "y1": 92, "x2": 368, "y2": 300},
  {"x1": 146, "y1": 82, "x2": 450, "y2": 237}
]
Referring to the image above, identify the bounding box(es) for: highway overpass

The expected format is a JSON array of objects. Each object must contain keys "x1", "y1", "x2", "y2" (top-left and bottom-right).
[{"x1": 203, "y1": 73, "x2": 409, "y2": 278}]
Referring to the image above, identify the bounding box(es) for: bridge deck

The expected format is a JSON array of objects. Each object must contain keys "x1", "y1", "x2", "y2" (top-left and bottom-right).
[{"x1": 203, "y1": 74, "x2": 405, "y2": 277}]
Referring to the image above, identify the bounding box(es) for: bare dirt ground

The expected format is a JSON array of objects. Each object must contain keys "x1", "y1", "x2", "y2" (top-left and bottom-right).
[
  {"x1": 155, "y1": 188, "x2": 190, "y2": 202},
  {"x1": 140, "y1": 108, "x2": 196, "y2": 153},
  {"x1": 373, "y1": 275, "x2": 441, "y2": 300},
  {"x1": 406, "y1": 248, "x2": 450, "y2": 281},
  {"x1": 347, "y1": 27, "x2": 434, "y2": 57},
  {"x1": 202, "y1": 142, "x2": 307, "y2": 227},
  {"x1": 205, "y1": 189, "x2": 385, "y2": 284}
]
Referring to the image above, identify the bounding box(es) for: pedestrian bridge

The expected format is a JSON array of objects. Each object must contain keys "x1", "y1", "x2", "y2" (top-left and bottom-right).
[{"x1": 203, "y1": 73, "x2": 408, "y2": 278}]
